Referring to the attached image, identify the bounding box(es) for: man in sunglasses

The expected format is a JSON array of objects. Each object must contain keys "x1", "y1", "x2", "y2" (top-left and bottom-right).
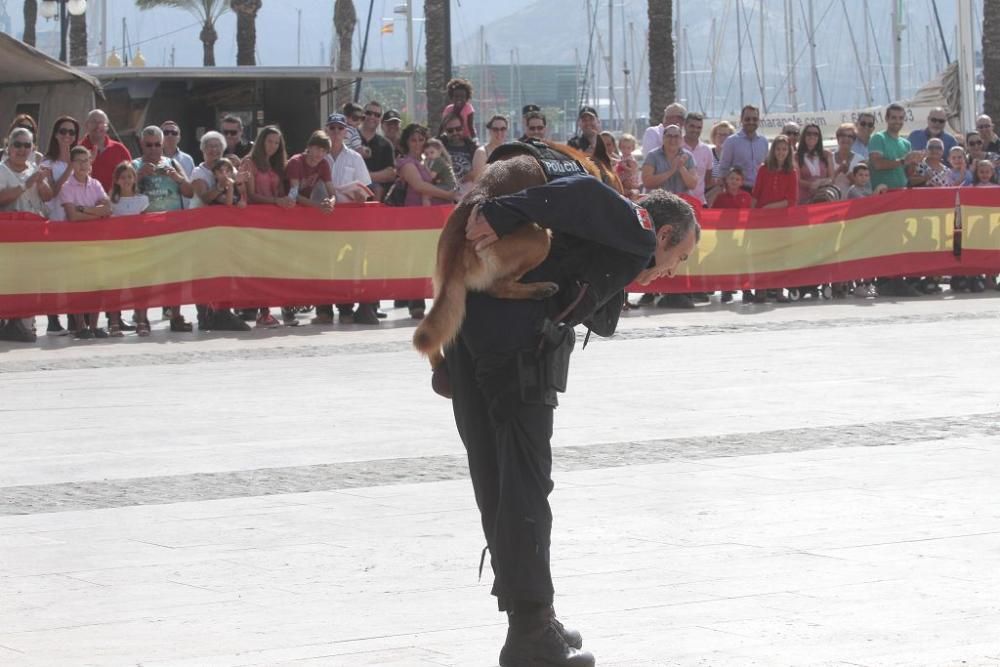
[
  {"x1": 852, "y1": 111, "x2": 877, "y2": 159},
  {"x1": 359, "y1": 101, "x2": 396, "y2": 202},
  {"x1": 907, "y1": 107, "x2": 957, "y2": 152},
  {"x1": 80, "y1": 109, "x2": 132, "y2": 192},
  {"x1": 440, "y1": 114, "x2": 477, "y2": 193},
  {"x1": 975, "y1": 115, "x2": 1000, "y2": 154},
  {"x1": 160, "y1": 121, "x2": 194, "y2": 177},
  {"x1": 220, "y1": 115, "x2": 253, "y2": 158}
]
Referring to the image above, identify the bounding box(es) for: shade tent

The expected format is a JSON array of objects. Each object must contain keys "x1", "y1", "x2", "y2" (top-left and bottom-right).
[{"x1": 0, "y1": 32, "x2": 102, "y2": 145}]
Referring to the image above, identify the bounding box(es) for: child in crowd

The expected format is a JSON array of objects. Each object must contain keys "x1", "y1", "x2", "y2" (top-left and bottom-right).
[
  {"x1": 210, "y1": 159, "x2": 248, "y2": 207},
  {"x1": 615, "y1": 133, "x2": 641, "y2": 199},
  {"x1": 712, "y1": 167, "x2": 752, "y2": 209},
  {"x1": 109, "y1": 161, "x2": 151, "y2": 335},
  {"x1": 342, "y1": 103, "x2": 370, "y2": 158},
  {"x1": 441, "y1": 78, "x2": 476, "y2": 141},
  {"x1": 712, "y1": 167, "x2": 751, "y2": 303},
  {"x1": 58, "y1": 146, "x2": 112, "y2": 339},
  {"x1": 971, "y1": 159, "x2": 999, "y2": 186},
  {"x1": 845, "y1": 163, "x2": 888, "y2": 199},
  {"x1": 423, "y1": 137, "x2": 457, "y2": 206},
  {"x1": 948, "y1": 146, "x2": 973, "y2": 186}
]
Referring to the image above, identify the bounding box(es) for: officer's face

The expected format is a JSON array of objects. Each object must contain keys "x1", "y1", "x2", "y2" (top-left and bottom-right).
[{"x1": 645, "y1": 226, "x2": 697, "y2": 283}]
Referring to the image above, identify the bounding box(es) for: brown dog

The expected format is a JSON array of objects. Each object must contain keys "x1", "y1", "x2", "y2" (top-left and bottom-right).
[{"x1": 412, "y1": 143, "x2": 612, "y2": 372}]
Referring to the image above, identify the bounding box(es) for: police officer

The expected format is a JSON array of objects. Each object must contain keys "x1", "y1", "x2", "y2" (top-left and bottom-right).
[{"x1": 455, "y1": 175, "x2": 700, "y2": 666}]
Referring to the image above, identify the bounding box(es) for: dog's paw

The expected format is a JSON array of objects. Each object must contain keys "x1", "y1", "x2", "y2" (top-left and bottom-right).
[{"x1": 532, "y1": 282, "x2": 560, "y2": 299}]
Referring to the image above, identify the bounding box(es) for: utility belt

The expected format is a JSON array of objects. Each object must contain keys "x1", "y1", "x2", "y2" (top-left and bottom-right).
[{"x1": 514, "y1": 284, "x2": 588, "y2": 406}]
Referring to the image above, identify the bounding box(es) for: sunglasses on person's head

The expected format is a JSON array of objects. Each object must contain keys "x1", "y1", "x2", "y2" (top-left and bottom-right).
[
  {"x1": 162, "y1": 129, "x2": 179, "y2": 136},
  {"x1": 144, "y1": 142, "x2": 161, "y2": 148},
  {"x1": 364, "y1": 110, "x2": 382, "y2": 117},
  {"x1": 9, "y1": 141, "x2": 32, "y2": 149},
  {"x1": 445, "y1": 126, "x2": 462, "y2": 134},
  {"x1": 222, "y1": 129, "x2": 240, "y2": 136},
  {"x1": 57, "y1": 127, "x2": 77, "y2": 136}
]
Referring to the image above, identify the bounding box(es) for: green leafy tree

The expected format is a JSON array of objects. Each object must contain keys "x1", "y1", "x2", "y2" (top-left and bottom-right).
[{"x1": 135, "y1": 0, "x2": 230, "y2": 66}]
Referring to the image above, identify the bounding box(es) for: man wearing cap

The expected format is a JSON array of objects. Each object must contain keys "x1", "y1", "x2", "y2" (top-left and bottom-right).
[
  {"x1": 521, "y1": 111, "x2": 548, "y2": 142},
  {"x1": 568, "y1": 106, "x2": 600, "y2": 153},
  {"x1": 642, "y1": 102, "x2": 687, "y2": 157},
  {"x1": 520, "y1": 104, "x2": 541, "y2": 139},
  {"x1": 320, "y1": 113, "x2": 379, "y2": 326},
  {"x1": 381, "y1": 109, "x2": 403, "y2": 154}
]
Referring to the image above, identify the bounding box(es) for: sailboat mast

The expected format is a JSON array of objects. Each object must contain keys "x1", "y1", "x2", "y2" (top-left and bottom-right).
[
  {"x1": 892, "y1": 0, "x2": 903, "y2": 100},
  {"x1": 809, "y1": 0, "x2": 818, "y2": 110}
]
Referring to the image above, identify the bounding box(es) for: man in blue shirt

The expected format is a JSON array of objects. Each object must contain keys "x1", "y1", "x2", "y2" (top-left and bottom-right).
[
  {"x1": 718, "y1": 105, "x2": 769, "y2": 188},
  {"x1": 907, "y1": 107, "x2": 957, "y2": 151}
]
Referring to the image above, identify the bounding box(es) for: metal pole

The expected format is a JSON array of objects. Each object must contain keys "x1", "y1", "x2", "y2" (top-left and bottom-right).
[
  {"x1": 809, "y1": 0, "x2": 817, "y2": 110},
  {"x1": 786, "y1": 0, "x2": 797, "y2": 111},
  {"x1": 760, "y1": 0, "x2": 766, "y2": 112},
  {"x1": 736, "y1": 0, "x2": 744, "y2": 107},
  {"x1": 863, "y1": 0, "x2": 871, "y2": 105},
  {"x1": 892, "y1": 0, "x2": 902, "y2": 100},
  {"x1": 296, "y1": 9, "x2": 301, "y2": 66},
  {"x1": 608, "y1": 0, "x2": 613, "y2": 128},
  {"x1": 59, "y1": 0, "x2": 67, "y2": 63},
  {"x1": 99, "y1": 0, "x2": 108, "y2": 66},
  {"x1": 405, "y1": 1, "x2": 414, "y2": 122},
  {"x1": 956, "y1": 0, "x2": 977, "y2": 131}
]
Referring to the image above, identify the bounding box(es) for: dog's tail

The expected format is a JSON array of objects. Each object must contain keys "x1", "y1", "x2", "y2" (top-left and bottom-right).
[{"x1": 412, "y1": 276, "x2": 467, "y2": 358}]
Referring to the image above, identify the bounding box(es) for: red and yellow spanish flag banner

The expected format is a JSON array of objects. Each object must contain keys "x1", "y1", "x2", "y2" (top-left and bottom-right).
[
  {"x1": 954, "y1": 187, "x2": 1000, "y2": 274},
  {"x1": 639, "y1": 188, "x2": 969, "y2": 293},
  {"x1": 0, "y1": 190, "x2": 997, "y2": 319},
  {"x1": 0, "y1": 203, "x2": 447, "y2": 318}
]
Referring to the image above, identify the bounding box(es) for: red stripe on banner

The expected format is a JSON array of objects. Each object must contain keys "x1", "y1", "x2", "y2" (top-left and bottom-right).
[
  {"x1": 698, "y1": 188, "x2": 958, "y2": 230},
  {"x1": 0, "y1": 203, "x2": 453, "y2": 243},
  {"x1": 957, "y1": 187, "x2": 1000, "y2": 206},
  {"x1": 638, "y1": 252, "x2": 966, "y2": 293},
  {"x1": 0, "y1": 277, "x2": 434, "y2": 319},
  {"x1": 957, "y1": 249, "x2": 1000, "y2": 275}
]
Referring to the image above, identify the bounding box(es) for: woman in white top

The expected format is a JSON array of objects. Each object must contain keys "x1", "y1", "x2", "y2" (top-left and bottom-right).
[
  {"x1": 39, "y1": 115, "x2": 81, "y2": 220},
  {"x1": 795, "y1": 123, "x2": 836, "y2": 204},
  {"x1": 190, "y1": 131, "x2": 226, "y2": 207},
  {"x1": 0, "y1": 127, "x2": 53, "y2": 343},
  {"x1": 470, "y1": 114, "x2": 510, "y2": 182}
]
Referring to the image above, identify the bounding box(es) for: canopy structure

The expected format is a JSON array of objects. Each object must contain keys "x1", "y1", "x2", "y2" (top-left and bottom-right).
[{"x1": 0, "y1": 32, "x2": 102, "y2": 144}]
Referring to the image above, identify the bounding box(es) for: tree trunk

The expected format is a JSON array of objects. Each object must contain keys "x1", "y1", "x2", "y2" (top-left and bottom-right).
[
  {"x1": 69, "y1": 12, "x2": 88, "y2": 66},
  {"x1": 231, "y1": 0, "x2": 261, "y2": 66},
  {"x1": 424, "y1": 0, "x2": 451, "y2": 128},
  {"x1": 984, "y1": 0, "x2": 1000, "y2": 122},
  {"x1": 200, "y1": 21, "x2": 218, "y2": 67},
  {"x1": 23, "y1": 0, "x2": 37, "y2": 47},
  {"x1": 647, "y1": 0, "x2": 675, "y2": 125},
  {"x1": 333, "y1": 0, "x2": 357, "y2": 109}
]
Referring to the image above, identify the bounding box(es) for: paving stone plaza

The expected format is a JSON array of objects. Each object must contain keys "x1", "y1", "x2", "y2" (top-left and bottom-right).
[{"x1": 1, "y1": 295, "x2": 999, "y2": 666}]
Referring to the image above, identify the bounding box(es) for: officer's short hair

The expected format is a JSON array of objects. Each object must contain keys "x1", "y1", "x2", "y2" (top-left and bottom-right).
[
  {"x1": 638, "y1": 190, "x2": 700, "y2": 246},
  {"x1": 525, "y1": 111, "x2": 546, "y2": 126}
]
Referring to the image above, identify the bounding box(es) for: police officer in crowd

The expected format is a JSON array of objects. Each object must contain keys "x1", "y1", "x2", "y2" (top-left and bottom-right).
[{"x1": 456, "y1": 175, "x2": 700, "y2": 665}]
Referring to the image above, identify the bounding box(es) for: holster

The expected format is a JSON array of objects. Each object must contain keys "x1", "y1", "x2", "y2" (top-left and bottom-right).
[{"x1": 516, "y1": 319, "x2": 575, "y2": 407}]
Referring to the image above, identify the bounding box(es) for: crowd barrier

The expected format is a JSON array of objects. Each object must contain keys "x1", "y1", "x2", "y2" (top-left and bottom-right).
[{"x1": 0, "y1": 190, "x2": 998, "y2": 319}]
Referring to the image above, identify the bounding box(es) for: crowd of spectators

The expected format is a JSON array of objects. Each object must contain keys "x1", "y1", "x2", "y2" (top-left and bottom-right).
[{"x1": 1, "y1": 81, "x2": 998, "y2": 343}]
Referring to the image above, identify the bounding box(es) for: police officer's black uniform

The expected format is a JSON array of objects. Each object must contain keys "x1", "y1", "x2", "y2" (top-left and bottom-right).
[{"x1": 445, "y1": 173, "x2": 656, "y2": 663}]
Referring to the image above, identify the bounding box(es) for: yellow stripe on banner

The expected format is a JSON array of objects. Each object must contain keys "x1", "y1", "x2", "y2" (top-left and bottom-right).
[
  {"x1": 959, "y1": 206, "x2": 1000, "y2": 251},
  {"x1": 674, "y1": 207, "x2": 955, "y2": 278},
  {"x1": 0, "y1": 227, "x2": 441, "y2": 294}
]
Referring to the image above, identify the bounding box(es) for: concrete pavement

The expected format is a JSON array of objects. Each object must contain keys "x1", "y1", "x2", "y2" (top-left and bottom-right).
[{"x1": 1, "y1": 294, "x2": 999, "y2": 666}]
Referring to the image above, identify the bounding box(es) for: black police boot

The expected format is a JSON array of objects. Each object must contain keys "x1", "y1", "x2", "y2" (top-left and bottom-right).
[{"x1": 499, "y1": 605, "x2": 594, "y2": 667}]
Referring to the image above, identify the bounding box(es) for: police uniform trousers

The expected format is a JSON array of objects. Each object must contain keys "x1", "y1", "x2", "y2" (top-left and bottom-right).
[{"x1": 445, "y1": 295, "x2": 564, "y2": 611}]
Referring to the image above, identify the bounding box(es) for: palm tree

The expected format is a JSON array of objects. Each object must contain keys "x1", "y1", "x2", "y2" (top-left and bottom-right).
[
  {"x1": 333, "y1": 0, "x2": 356, "y2": 108},
  {"x1": 23, "y1": 0, "x2": 37, "y2": 47},
  {"x1": 230, "y1": 0, "x2": 261, "y2": 66},
  {"x1": 69, "y1": 12, "x2": 87, "y2": 66},
  {"x1": 136, "y1": 0, "x2": 230, "y2": 67},
  {"x1": 984, "y1": 0, "x2": 1000, "y2": 122},
  {"x1": 424, "y1": 0, "x2": 451, "y2": 126},
  {"x1": 647, "y1": 0, "x2": 675, "y2": 125}
]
